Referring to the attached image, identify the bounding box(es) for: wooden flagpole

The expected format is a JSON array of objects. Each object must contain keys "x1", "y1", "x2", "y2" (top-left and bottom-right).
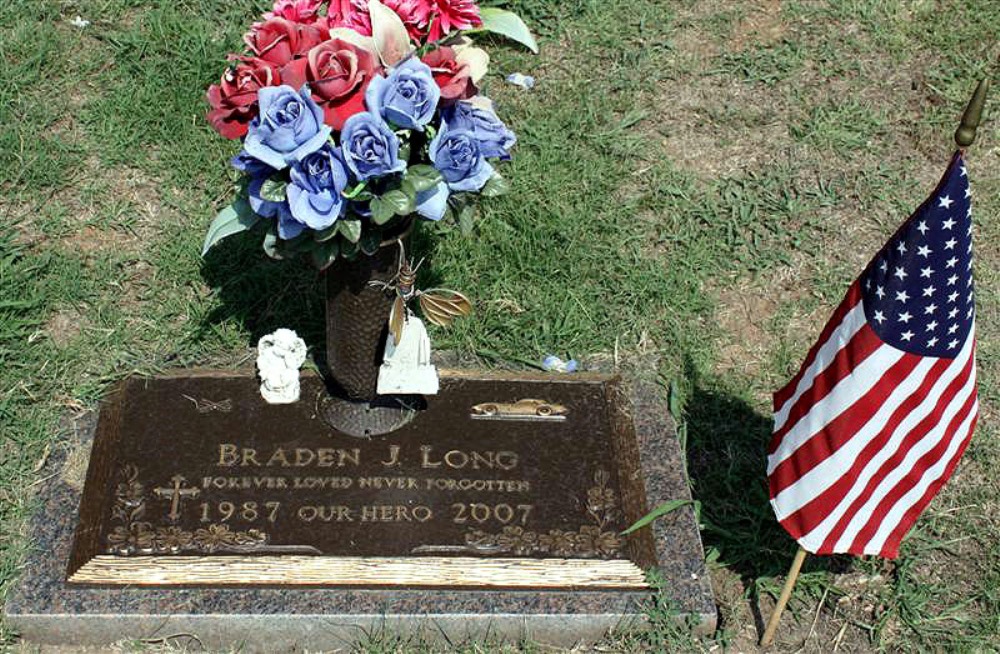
[{"x1": 759, "y1": 546, "x2": 807, "y2": 647}]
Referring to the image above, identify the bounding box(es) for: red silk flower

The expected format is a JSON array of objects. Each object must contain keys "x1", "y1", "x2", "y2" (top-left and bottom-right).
[
  {"x1": 206, "y1": 56, "x2": 281, "y2": 139},
  {"x1": 244, "y1": 18, "x2": 325, "y2": 66},
  {"x1": 422, "y1": 47, "x2": 475, "y2": 102},
  {"x1": 281, "y1": 39, "x2": 382, "y2": 130}
]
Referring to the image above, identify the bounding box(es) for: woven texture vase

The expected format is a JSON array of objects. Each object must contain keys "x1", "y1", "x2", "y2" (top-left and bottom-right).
[{"x1": 323, "y1": 241, "x2": 403, "y2": 401}]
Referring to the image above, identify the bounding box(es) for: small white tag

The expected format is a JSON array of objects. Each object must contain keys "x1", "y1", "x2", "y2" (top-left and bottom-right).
[{"x1": 377, "y1": 314, "x2": 439, "y2": 396}]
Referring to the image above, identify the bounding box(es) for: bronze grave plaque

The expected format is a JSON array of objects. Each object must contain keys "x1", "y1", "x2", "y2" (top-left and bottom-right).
[{"x1": 68, "y1": 370, "x2": 659, "y2": 589}]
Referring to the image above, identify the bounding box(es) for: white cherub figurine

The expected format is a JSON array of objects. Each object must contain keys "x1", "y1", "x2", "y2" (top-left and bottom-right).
[
  {"x1": 256, "y1": 328, "x2": 307, "y2": 404},
  {"x1": 377, "y1": 314, "x2": 439, "y2": 395}
]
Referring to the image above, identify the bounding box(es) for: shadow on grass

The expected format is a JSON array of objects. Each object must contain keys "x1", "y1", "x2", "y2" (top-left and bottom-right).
[
  {"x1": 683, "y1": 381, "x2": 855, "y2": 631},
  {"x1": 198, "y1": 230, "x2": 326, "y2": 352},
  {"x1": 196, "y1": 225, "x2": 446, "y2": 365}
]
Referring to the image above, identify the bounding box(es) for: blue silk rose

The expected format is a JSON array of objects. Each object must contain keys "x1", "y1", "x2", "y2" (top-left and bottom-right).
[
  {"x1": 246, "y1": 168, "x2": 283, "y2": 217},
  {"x1": 365, "y1": 59, "x2": 440, "y2": 131},
  {"x1": 244, "y1": 85, "x2": 331, "y2": 170},
  {"x1": 340, "y1": 112, "x2": 405, "y2": 181},
  {"x1": 285, "y1": 144, "x2": 349, "y2": 235},
  {"x1": 429, "y1": 120, "x2": 494, "y2": 192},
  {"x1": 414, "y1": 182, "x2": 449, "y2": 221},
  {"x1": 238, "y1": 156, "x2": 297, "y2": 237},
  {"x1": 442, "y1": 100, "x2": 516, "y2": 160},
  {"x1": 231, "y1": 151, "x2": 274, "y2": 178}
]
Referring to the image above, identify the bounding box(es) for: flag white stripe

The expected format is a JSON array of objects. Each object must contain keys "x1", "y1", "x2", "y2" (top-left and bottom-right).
[
  {"x1": 773, "y1": 301, "x2": 867, "y2": 431},
  {"x1": 768, "y1": 342, "x2": 907, "y2": 473},
  {"x1": 770, "y1": 355, "x2": 939, "y2": 519},
  {"x1": 830, "y1": 353, "x2": 977, "y2": 551},
  {"x1": 862, "y1": 398, "x2": 978, "y2": 554},
  {"x1": 788, "y1": 335, "x2": 975, "y2": 551}
]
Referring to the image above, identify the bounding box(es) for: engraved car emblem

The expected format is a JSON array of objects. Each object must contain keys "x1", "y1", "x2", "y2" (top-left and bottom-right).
[{"x1": 470, "y1": 398, "x2": 568, "y2": 421}]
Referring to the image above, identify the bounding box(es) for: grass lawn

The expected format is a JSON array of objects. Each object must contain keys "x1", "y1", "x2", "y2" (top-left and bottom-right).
[{"x1": 3, "y1": 0, "x2": 1000, "y2": 650}]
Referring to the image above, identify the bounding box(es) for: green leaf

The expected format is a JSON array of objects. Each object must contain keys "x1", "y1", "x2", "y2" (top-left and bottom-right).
[
  {"x1": 477, "y1": 8, "x2": 539, "y2": 53},
  {"x1": 360, "y1": 229, "x2": 382, "y2": 255},
  {"x1": 668, "y1": 379, "x2": 683, "y2": 421},
  {"x1": 341, "y1": 238, "x2": 360, "y2": 260},
  {"x1": 404, "y1": 165, "x2": 443, "y2": 193},
  {"x1": 338, "y1": 219, "x2": 362, "y2": 243},
  {"x1": 480, "y1": 173, "x2": 511, "y2": 198},
  {"x1": 383, "y1": 188, "x2": 415, "y2": 215},
  {"x1": 259, "y1": 177, "x2": 288, "y2": 202},
  {"x1": 621, "y1": 500, "x2": 699, "y2": 535},
  {"x1": 202, "y1": 197, "x2": 260, "y2": 256},
  {"x1": 370, "y1": 197, "x2": 395, "y2": 225},
  {"x1": 310, "y1": 239, "x2": 340, "y2": 270},
  {"x1": 457, "y1": 202, "x2": 475, "y2": 234},
  {"x1": 282, "y1": 232, "x2": 314, "y2": 254},
  {"x1": 314, "y1": 224, "x2": 339, "y2": 242},
  {"x1": 262, "y1": 228, "x2": 283, "y2": 260}
]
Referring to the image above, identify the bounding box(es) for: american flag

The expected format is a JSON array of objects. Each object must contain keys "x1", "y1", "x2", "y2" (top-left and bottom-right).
[{"x1": 768, "y1": 152, "x2": 978, "y2": 558}]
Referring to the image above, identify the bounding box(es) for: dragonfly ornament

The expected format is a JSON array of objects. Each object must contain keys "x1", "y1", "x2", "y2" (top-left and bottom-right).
[{"x1": 371, "y1": 241, "x2": 473, "y2": 345}]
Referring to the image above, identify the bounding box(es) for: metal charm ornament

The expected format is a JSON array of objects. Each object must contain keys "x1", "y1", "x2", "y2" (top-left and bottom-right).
[{"x1": 370, "y1": 241, "x2": 472, "y2": 346}]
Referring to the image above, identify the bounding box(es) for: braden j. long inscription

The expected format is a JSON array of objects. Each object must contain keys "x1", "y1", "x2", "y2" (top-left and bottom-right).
[{"x1": 67, "y1": 373, "x2": 658, "y2": 588}]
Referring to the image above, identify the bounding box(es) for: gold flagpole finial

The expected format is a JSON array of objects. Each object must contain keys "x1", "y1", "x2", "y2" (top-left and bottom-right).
[{"x1": 955, "y1": 78, "x2": 990, "y2": 148}]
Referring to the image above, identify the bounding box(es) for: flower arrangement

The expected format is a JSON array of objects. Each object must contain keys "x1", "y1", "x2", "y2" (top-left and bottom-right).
[{"x1": 202, "y1": 0, "x2": 536, "y2": 268}]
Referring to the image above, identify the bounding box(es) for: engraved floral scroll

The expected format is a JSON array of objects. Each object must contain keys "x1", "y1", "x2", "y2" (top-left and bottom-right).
[
  {"x1": 447, "y1": 469, "x2": 625, "y2": 558},
  {"x1": 105, "y1": 464, "x2": 269, "y2": 555}
]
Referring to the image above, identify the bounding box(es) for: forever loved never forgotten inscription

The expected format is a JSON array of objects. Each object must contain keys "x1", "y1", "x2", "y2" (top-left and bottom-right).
[{"x1": 67, "y1": 371, "x2": 658, "y2": 589}]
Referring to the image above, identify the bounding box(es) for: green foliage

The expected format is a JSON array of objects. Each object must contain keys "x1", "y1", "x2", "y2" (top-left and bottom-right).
[
  {"x1": 476, "y1": 7, "x2": 539, "y2": 53},
  {"x1": 622, "y1": 500, "x2": 700, "y2": 535},
  {"x1": 202, "y1": 197, "x2": 260, "y2": 255},
  {"x1": 370, "y1": 196, "x2": 396, "y2": 225},
  {"x1": 402, "y1": 164, "x2": 443, "y2": 193},
  {"x1": 481, "y1": 173, "x2": 511, "y2": 197},
  {"x1": 258, "y1": 177, "x2": 288, "y2": 203},
  {"x1": 338, "y1": 219, "x2": 362, "y2": 244},
  {"x1": 310, "y1": 238, "x2": 340, "y2": 271}
]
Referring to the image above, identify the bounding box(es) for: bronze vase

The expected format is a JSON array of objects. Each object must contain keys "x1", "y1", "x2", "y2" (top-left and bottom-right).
[
  {"x1": 323, "y1": 219, "x2": 414, "y2": 403},
  {"x1": 323, "y1": 244, "x2": 400, "y2": 401}
]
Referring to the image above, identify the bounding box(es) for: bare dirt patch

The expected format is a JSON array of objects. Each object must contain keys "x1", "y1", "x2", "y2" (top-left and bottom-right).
[
  {"x1": 43, "y1": 309, "x2": 88, "y2": 347},
  {"x1": 712, "y1": 263, "x2": 814, "y2": 384},
  {"x1": 728, "y1": 0, "x2": 786, "y2": 50},
  {"x1": 652, "y1": 2, "x2": 797, "y2": 179},
  {"x1": 655, "y1": 84, "x2": 795, "y2": 179}
]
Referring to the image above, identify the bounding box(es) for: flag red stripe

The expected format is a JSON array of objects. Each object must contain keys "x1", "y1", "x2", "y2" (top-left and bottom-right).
[
  {"x1": 846, "y1": 390, "x2": 978, "y2": 554},
  {"x1": 773, "y1": 283, "x2": 862, "y2": 411},
  {"x1": 774, "y1": 353, "x2": 962, "y2": 540},
  {"x1": 814, "y1": 357, "x2": 976, "y2": 553},
  {"x1": 878, "y1": 416, "x2": 978, "y2": 558},
  {"x1": 768, "y1": 323, "x2": 884, "y2": 454},
  {"x1": 769, "y1": 350, "x2": 928, "y2": 499}
]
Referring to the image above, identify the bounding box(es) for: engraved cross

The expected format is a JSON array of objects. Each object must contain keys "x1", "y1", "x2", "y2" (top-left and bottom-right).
[{"x1": 153, "y1": 475, "x2": 200, "y2": 521}]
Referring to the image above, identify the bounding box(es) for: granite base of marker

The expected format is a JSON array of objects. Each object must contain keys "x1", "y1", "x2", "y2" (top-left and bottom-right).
[{"x1": 5, "y1": 371, "x2": 715, "y2": 651}]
